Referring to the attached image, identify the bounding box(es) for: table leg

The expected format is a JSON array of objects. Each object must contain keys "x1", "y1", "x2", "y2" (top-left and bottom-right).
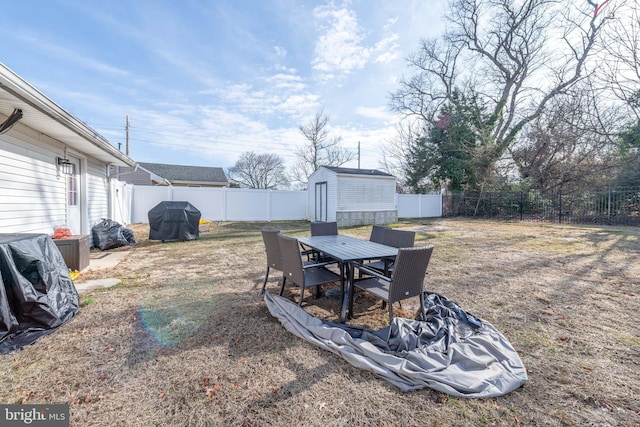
[
  {"x1": 339, "y1": 262, "x2": 348, "y2": 323},
  {"x1": 347, "y1": 262, "x2": 355, "y2": 320}
]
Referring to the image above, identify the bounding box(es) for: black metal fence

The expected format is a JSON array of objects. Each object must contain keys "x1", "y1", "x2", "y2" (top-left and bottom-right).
[{"x1": 442, "y1": 187, "x2": 640, "y2": 226}]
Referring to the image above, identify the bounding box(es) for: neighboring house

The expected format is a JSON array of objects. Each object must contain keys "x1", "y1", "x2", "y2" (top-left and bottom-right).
[
  {"x1": 307, "y1": 166, "x2": 397, "y2": 226},
  {"x1": 117, "y1": 162, "x2": 228, "y2": 187},
  {"x1": 0, "y1": 62, "x2": 136, "y2": 236}
]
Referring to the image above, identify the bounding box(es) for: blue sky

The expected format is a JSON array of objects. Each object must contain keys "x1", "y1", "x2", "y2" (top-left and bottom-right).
[{"x1": 0, "y1": 0, "x2": 447, "y2": 171}]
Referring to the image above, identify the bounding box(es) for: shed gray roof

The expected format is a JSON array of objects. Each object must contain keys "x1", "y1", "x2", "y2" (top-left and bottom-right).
[
  {"x1": 139, "y1": 162, "x2": 228, "y2": 185},
  {"x1": 323, "y1": 166, "x2": 394, "y2": 177}
]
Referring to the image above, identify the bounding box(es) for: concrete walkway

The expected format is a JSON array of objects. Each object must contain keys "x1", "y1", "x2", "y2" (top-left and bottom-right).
[{"x1": 74, "y1": 251, "x2": 130, "y2": 293}]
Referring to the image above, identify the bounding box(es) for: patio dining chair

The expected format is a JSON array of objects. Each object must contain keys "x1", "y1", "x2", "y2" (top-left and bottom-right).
[
  {"x1": 310, "y1": 221, "x2": 338, "y2": 236},
  {"x1": 369, "y1": 225, "x2": 389, "y2": 244},
  {"x1": 261, "y1": 229, "x2": 284, "y2": 294},
  {"x1": 348, "y1": 245, "x2": 434, "y2": 320},
  {"x1": 307, "y1": 221, "x2": 339, "y2": 262},
  {"x1": 363, "y1": 228, "x2": 416, "y2": 275},
  {"x1": 278, "y1": 234, "x2": 342, "y2": 306}
]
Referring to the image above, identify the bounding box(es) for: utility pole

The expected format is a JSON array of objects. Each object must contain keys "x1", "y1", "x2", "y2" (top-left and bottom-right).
[
  {"x1": 357, "y1": 141, "x2": 360, "y2": 169},
  {"x1": 125, "y1": 115, "x2": 130, "y2": 156}
]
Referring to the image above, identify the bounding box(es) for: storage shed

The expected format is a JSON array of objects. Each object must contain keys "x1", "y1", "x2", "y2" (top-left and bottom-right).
[{"x1": 307, "y1": 166, "x2": 397, "y2": 226}]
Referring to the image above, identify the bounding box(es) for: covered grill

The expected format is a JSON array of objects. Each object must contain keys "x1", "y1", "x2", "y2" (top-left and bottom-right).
[{"x1": 148, "y1": 201, "x2": 201, "y2": 241}]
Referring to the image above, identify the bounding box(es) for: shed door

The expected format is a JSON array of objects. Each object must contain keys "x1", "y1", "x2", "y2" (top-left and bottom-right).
[
  {"x1": 315, "y1": 181, "x2": 328, "y2": 222},
  {"x1": 67, "y1": 156, "x2": 82, "y2": 234}
]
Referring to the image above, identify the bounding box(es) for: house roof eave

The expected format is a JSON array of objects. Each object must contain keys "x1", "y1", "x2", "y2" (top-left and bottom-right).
[{"x1": 0, "y1": 62, "x2": 135, "y2": 168}]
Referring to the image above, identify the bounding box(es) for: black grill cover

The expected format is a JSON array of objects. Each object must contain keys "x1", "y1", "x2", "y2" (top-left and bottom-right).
[
  {"x1": 0, "y1": 234, "x2": 79, "y2": 354},
  {"x1": 148, "y1": 201, "x2": 201, "y2": 241}
]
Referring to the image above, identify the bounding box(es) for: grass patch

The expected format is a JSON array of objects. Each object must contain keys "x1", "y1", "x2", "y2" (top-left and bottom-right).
[
  {"x1": 1, "y1": 218, "x2": 638, "y2": 426},
  {"x1": 80, "y1": 296, "x2": 96, "y2": 307}
]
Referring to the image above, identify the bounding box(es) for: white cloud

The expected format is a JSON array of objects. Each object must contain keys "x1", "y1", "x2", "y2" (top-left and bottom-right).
[
  {"x1": 372, "y1": 33, "x2": 400, "y2": 64},
  {"x1": 274, "y1": 45, "x2": 287, "y2": 57},
  {"x1": 312, "y1": 5, "x2": 371, "y2": 78},
  {"x1": 355, "y1": 106, "x2": 396, "y2": 122},
  {"x1": 3, "y1": 29, "x2": 130, "y2": 78},
  {"x1": 265, "y1": 73, "x2": 307, "y2": 91}
]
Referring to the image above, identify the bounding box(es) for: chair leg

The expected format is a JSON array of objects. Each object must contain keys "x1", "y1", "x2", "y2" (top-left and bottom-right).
[
  {"x1": 298, "y1": 287, "x2": 305, "y2": 306},
  {"x1": 388, "y1": 302, "x2": 394, "y2": 321},
  {"x1": 315, "y1": 284, "x2": 321, "y2": 298},
  {"x1": 261, "y1": 266, "x2": 270, "y2": 294},
  {"x1": 279, "y1": 277, "x2": 287, "y2": 296},
  {"x1": 419, "y1": 292, "x2": 426, "y2": 321}
]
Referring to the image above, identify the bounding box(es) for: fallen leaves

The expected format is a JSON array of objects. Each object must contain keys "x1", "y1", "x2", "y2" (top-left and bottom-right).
[{"x1": 203, "y1": 378, "x2": 220, "y2": 398}]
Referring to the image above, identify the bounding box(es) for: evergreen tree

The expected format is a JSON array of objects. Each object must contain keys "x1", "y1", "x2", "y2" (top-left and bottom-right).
[{"x1": 406, "y1": 92, "x2": 483, "y2": 193}]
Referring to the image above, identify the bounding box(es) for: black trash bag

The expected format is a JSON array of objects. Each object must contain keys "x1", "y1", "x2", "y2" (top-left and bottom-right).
[
  {"x1": 92, "y1": 218, "x2": 130, "y2": 250},
  {"x1": 122, "y1": 227, "x2": 136, "y2": 245}
]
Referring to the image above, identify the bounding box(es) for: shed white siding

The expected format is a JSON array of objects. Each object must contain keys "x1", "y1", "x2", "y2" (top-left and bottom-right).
[
  {"x1": 0, "y1": 125, "x2": 67, "y2": 233},
  {"x1": 336, "y1": 175, "x2": 396, "y2": 211},
  {"x1": 307, "y1": 167, "x2": 398, "y2": 226}
]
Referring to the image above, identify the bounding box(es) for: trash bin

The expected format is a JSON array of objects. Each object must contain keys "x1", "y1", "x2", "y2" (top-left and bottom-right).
[{"x1": 148, "y1": 201, "x2": 201, "y2": 241}]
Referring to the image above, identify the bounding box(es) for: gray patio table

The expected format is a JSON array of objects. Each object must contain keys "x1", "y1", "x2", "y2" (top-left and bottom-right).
[{"x1": 297, "y1": 234, "x2": 398, "y2": 323}]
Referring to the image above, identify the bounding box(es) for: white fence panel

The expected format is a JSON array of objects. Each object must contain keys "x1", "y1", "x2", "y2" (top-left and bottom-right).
[
  {"x1": 130, "y1": 186, "x2": 442, "y2": 224},
  {"x1": 130, "y1": 186, "x2": 308, "y2": 223},
  {"x1": 270, "y1": 191, "x2": 308, "y2": 220},
  {"x1": 111, "y1": 180, "x2": 133, "y2": 225},
  {"x1": 171, "y1": 187, "x2": 226, "y2": 221},
  {"x1": 397, "y1": 194, "x2": 442, "y2": 218},
  {"x1": 225, "y1": 188, "x2": 270, "y2": 221},
  {"x1": 131, "y1": 186, "x2": 172, "y2": 223}
]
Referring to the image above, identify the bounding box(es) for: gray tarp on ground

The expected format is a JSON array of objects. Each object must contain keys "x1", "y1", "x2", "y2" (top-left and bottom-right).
[{"x1": 264, "y1": 292, "x2": 528, "y2": 397}]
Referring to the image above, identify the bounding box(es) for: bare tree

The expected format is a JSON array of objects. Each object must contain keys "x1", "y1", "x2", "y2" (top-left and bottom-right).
[
  {"x1": 390, "y1": 0, "x2": 617, "y2": 191},
  {"x1": 227, "y1": 152, "x2": 288, "y2": 189},
  {"x1": 380, "y1": 118, "x2": 427, "y2": 193},
  {"x1": 290, "y1": 110, "x2": 355, "y2": 186},
  {"x1": 511, "y1": 84, "x2": 619, "y2": 193},
  {"x1": 600, "y1": 2, "x2": 640, "y2": 121}
]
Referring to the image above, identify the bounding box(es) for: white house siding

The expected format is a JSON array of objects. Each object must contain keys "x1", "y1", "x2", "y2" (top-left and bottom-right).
[
  {"x1": 85, "y1": 158, "x2": 111, "y2": 234},
  {"x1": 0, "y1": 126, "x2": 67, "y2": 233}
]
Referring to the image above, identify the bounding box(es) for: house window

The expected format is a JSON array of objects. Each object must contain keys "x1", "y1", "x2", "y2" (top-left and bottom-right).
[{"x1": 67, "y1": 164, "x2": 78, "y2": 206}]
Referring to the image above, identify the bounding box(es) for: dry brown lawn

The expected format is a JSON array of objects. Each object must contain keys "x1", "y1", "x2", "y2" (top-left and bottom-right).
[{"x1": 1, "y1": 218, "x2": 639, "y2": 426}]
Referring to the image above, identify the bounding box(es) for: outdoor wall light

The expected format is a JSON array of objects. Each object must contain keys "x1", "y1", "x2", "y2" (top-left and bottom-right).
[{"x1": 57, "y1": 157, "x2": 74, "y2": 175}]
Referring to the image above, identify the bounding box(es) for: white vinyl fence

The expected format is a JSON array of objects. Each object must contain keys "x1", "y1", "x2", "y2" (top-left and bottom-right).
[
  {"x1": 129, "y1": 186, "x2": 442, "y2": 224},
  {"x1": 111, "y1": 180, "x2": 134, "y2": 226},
  {"x1": 397, "y1": 193, "x2": 443, "y2": 218}
]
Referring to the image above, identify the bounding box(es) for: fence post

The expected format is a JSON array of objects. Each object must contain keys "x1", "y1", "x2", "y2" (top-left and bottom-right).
[
  {"x1": 607, "y1": 186, "x2": 612, "y2": 225},
  {"x1": 222, "y1": 187, "x2": 227, "y2": 221},
  {"x1": 558, "y1": 190, "x2": 563, "y2": 224},
  {"x1": 520, "y1": 192, "x2": 524, "y2": 221},
  {"x1": 489, "y1": 193, "x2": 493, "y2": 219}
]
